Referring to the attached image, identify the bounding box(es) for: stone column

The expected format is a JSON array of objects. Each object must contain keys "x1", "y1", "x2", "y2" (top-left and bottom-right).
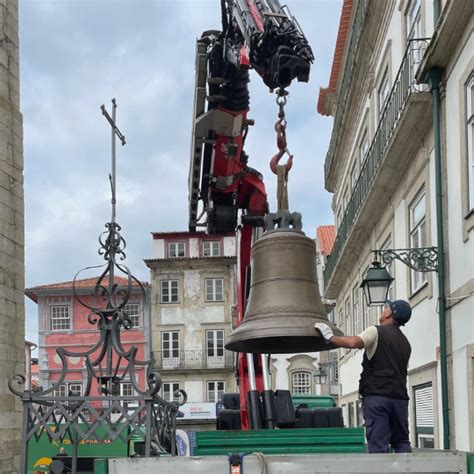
[{"x1": 0, "y1": 0, "x2": 24, "y2": 472}]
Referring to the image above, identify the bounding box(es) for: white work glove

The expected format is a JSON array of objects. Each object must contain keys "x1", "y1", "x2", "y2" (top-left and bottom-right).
[{"x1": 315, "y1": 322, "x2": 334, "y2": 344}]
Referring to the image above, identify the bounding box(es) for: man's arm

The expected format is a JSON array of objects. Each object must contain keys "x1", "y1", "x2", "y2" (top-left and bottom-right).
[
  {"x1": 329, "y1": 335, "x2": 364, "y2": 349},
  {"x1": 315, "y1": 323, "x2": 365, "y2": 349}
]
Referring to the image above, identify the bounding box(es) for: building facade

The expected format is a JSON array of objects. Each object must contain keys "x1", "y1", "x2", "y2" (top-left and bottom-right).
[
  {"x1": 318, "y1": 0, "x2": 473, "y2": 449},
  {"x1": 145, "y1": 232, "x2": 237, "y2": 427},
  {"x1": 0, "y1": 0, "x2": 24, "y2": 471},
  {"x1": 25, "y1": 277, "x2": 150, "y2": 400}
]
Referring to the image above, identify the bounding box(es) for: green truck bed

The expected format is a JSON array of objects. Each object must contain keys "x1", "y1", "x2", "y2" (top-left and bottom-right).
[{"x1": 194, "y1": 427, "x2": 365, "y2": 455}]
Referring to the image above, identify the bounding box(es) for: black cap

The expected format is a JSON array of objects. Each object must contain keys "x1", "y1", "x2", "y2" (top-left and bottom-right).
[{"x1": 386, "y1": 299, "x2": 412, "y2": 326}]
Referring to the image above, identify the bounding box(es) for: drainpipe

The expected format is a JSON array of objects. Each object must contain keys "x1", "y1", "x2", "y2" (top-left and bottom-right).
[{"x1": 426, "y1": 67, "x2": 450, "y2": 450}]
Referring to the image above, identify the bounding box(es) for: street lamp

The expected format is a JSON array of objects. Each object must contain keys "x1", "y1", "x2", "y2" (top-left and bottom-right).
[
  {"x1": 360, "y1": 246, "x2": 450, "y2": 449},
  {"x1": 360, "y1": 260, "x2": 394, "y2": 306},
  {"x1": 314, "y1": 367, "x2": 328, "y2": 385}
]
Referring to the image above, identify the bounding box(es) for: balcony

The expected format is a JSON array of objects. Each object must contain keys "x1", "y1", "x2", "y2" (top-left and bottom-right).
[
  {"x1": 154, "y1": 350, "x2": 234, "y2": 371},
  {"x1": 324, "y1": 0, "x2": 370, "y2": 185},
  {"x1": 324, "y1": 39, "x2": 432, "y2": 297}
]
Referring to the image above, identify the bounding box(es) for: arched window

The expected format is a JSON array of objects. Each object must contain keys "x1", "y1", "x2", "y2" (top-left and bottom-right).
[{"x1": 291, "y1": 371, "x2": 312, "y2": 394}]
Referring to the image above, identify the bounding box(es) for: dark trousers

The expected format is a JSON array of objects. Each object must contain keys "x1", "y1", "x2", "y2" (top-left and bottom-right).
[{"x1": 362, "y1": 395, "x2": 412, "y2": 453}]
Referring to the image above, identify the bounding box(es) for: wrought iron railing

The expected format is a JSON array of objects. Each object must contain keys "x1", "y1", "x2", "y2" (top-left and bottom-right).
[
  {"x1": 323, "y1": 39, "x2": 430, "y2": 290},
  {"x1": 324, "y1": 0, "x2": 370, "y2": 181},
  {"x1": 154, "y1": 350, "x2": 235, "y2": 370}
]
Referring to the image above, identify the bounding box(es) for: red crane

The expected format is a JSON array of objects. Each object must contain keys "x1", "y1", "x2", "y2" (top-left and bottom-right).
[{"x1": 188, "y1": 0, "x2": 313, "y2": 429}]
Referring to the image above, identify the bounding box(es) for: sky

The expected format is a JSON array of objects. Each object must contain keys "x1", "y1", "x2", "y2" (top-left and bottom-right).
[{"x1": 20, "y1": 0, "x2": 342, "y2": 344}]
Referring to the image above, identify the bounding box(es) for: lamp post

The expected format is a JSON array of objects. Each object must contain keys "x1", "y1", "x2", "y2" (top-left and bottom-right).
[{"x1": 361, "y1": 245, "x2": 449, "y2": 450}]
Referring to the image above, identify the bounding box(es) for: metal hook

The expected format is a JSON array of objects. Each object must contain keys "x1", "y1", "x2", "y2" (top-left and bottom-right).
[{"x1": 270, "y1": 120, "x2": 293, "y2": 175}]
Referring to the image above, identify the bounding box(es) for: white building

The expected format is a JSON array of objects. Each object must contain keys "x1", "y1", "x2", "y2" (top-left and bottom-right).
[
  {"x1": 317, "y1": 0, "x2": 473, "y2": 450},
  {"x1": 145, "y1": 232, "x2": 237, "y2": 429}
]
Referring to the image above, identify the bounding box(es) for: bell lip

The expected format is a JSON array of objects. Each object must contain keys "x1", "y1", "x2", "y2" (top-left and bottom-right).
[
  {"x1": 225, "y1": 336, "x2": 340, "y2": 354},
  {"x1": 225, "y1": 322, "x2": 343, "y2": 354}
]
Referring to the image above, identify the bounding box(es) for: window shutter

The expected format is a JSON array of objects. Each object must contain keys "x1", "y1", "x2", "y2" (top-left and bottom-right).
[{"x1": 415, "y1": 384, "x2": 434, "y2": 427}]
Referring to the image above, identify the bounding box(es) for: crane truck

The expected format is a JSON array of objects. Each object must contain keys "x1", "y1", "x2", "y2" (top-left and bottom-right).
[{"x1": 188, "y1": 0, "x2": 315, "y2": 431}]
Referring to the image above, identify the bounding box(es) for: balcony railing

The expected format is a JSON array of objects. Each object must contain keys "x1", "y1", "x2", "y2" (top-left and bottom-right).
[
  {"x1": 154, "y1": 350, "x2": 234, "y2": 370},
  {"x1": 324, "y1": 0, "x2": 370, "y2": 182},
  {"x1": 324, "y1": 39, "x2": 430, "y2": 290}
]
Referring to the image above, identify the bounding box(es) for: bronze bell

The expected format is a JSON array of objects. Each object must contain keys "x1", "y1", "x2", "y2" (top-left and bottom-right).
[{"x1": 225, "y1": 229, "x2": 342, "y2": 353}]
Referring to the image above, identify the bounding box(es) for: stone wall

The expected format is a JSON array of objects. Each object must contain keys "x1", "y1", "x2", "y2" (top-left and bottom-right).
[{"x1": 0, "y1": 0, "x2": 24, "y2": 472}]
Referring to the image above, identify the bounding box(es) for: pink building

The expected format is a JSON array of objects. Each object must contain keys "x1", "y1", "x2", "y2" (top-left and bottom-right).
[{"x1": 25, "y1": 277, "x2": 150, "y2": 398}]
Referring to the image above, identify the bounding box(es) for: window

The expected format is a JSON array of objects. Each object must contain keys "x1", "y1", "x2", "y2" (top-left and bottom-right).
[
  {"x1": 291, "y1": 371, "x2": 311, "y2": 395},
  {"x1": 119, "y1": 382, "x2": 138, "y2": 410},
  {"x1": 361, "y1": 266, "x2": 371, "y2": 329},
  {"x1": 414, "y1": 383, "x2": 434, "y2": 448},
  {"x1": 406, "y1": 0, "x2": 423, "y2": 85},
  {"x1": 352, "y1": 284, "x2": 360, "y2": 335},
  {"x1": 162, "y1": 332, "x2": 180, "y2": 368},
  {"x1": 380, "y1": 236, "x2": 394, "y2": 301},
  {"x1": 68, "y1": 383, "x2": 83, "y2": 396},
  {"x1": 348, "y1": 401, "x2": 354, "y2": 427},
  {"x1": 406, "y1": 0, "x2": 421, "y2": 41},
  {"x1": 168, "y1": 242, "x2": 185, "y2": 258},
  {"x1": 356, "y1": 400, "x2": 363, "y2": 427},
  {"x1": 344, "y1": 298, "x2": 351, "y2": 352},
  {"x1": 342, "y1": 186, "x2": 349, "y2": 211},
  {"x1": 359, "y1": 129, "x2": 369, "y2": 165},
  {"x1": 120, "y1": 382, "x2": 134, "y2": 397},
  {"x1": 205, "y1": 278, "x2": 224, "y2": 302},
  {"x1": 162, "y1": 382, "x2": 181, "y2": 403},
  {"x1": 53, "y1": 383, "x2": 82, "y2": 397},
  {"x1": 207, "y1": 381, "x2": 225, "y2": 403},
  {"x1": 350, "y1": 160, "x2": 358, "y2": 191},
  {"x1": 378, "y1": 67, "x2": 390, "y2": 116},
  {"x1": 206, "y1": 330, "x2": 224, "y2": 367},
  {"x1": 123, "y1": 303, "x2": 140, "y2": 328},
  {"x1": 50, "y1": 305, "x2": 71, "y2": 331},
  {"x1": 337, "y1": 306, "x2": 344, "y2": 328},
  {"x1": 160, "y1": 280, "x2": 179, "y2": 303},
  {"x1": 409, "y1": 189, "x2": 428, "y2": 292},
  {"x1": 466, "y1": 74, "x2": 474, "y2": 211},
  {"x1": 336, "y1": 208, "x2": 342, "y2": 230},
  {"x1": 53, "y1": 384, "x2": 67, "y2": 398},
  {"x1": 203, "y1": 240, "x2": 220, "y2": 257}
]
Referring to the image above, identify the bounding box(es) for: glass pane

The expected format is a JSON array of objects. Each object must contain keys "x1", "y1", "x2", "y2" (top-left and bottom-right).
[{"x1": 411, "y1": 194, "x2": 425, "y2": 227}]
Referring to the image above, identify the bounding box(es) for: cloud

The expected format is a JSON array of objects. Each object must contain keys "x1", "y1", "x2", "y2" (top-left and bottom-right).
[{"x1": 21, "y1": 0, "x2": 342, "y2": 343}]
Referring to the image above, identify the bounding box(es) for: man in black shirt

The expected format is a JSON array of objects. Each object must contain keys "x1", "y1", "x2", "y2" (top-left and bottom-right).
[{"x1": 315, "y1": 299, "x2": 412, "y2": 453}]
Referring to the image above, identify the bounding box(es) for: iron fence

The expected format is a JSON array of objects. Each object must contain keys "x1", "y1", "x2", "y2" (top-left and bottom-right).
[
  {"x1": 154, "y1": 350, "x2": 235, "y2": 370},
  {"x1": 324, "y1": 38, "x2": 430, "y2": 290}
]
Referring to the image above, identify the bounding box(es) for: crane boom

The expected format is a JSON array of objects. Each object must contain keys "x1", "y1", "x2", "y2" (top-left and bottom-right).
[{"x1": 188, "y1": 0, "x2": 313, "y2": 429}]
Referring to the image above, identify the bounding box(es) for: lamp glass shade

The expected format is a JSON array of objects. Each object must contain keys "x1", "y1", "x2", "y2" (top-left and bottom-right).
[
  {"x1": 361, "y1": 261, "x2": 394, "y2": 305},
  {"x1": 314, "y1": 368, "x2": 327, "y2": 385}
]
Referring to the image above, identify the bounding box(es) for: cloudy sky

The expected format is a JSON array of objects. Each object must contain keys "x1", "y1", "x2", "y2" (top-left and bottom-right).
[{"x1": 20, "y1": 0, "x2": 342, "y2": 344}]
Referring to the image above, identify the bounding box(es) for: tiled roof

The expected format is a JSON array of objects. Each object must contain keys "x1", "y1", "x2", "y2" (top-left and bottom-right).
[
  {"x1": 317, "y1": 0, "x2": 353, "y2": 116},
  {"x1": 25, "y1": 276, "x2": 149, "y2": 303},
  {"x1": 317, "y1": 225, "x2": 336, "y2": 256}
]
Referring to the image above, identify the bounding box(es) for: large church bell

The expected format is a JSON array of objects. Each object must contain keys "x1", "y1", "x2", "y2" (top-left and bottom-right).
[
  {"x1": 226, "y1": 210, "x2": 342, "y2": 354},
  {"x1": 225, "y1": 91, "x2": 342, "y2": 355}
]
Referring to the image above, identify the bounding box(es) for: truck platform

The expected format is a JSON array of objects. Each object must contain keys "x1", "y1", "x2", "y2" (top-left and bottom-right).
[{"x1": 107, "y1": 451, "x2": 473, "y2": 474}]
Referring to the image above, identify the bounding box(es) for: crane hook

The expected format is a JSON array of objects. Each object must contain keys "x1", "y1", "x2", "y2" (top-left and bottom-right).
[{"x1": 270, "y1": 119, "x2": 293, "y2": 175}]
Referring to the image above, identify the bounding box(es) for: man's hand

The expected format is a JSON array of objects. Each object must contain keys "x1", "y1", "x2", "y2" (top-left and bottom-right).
[{"x1": 315, "y1": 322, "x2": 334, "y2": 344}]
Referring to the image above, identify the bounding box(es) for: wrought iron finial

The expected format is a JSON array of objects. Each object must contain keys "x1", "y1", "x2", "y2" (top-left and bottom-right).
[{"x1": 10, "y1": 100, "x2": 185, "y2": 472}]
